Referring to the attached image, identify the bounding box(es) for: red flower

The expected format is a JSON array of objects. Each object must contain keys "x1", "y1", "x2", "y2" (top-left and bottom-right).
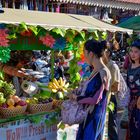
[
  {"x1": 80, "y1": 53, "x2": 85, "y2": 62},
  {"x1": 39, "y1": 34, "x2": 55, "y2": 48},
  {"x1": 0, "y1": 29, "x2": 9, "y2": 47}
]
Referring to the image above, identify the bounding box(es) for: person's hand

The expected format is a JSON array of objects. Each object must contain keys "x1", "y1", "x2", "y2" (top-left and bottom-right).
[
  {"x1": 137, "y1": 97, "x2": 140, "y2": 109},
  {"x1": 67, "y1": 93, "x2": 77, "y2": 100}
]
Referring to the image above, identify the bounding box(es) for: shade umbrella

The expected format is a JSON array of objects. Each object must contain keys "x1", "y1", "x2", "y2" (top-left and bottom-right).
[{"x1": 118, "y1": 16, "x2": 140, "y2": 31}]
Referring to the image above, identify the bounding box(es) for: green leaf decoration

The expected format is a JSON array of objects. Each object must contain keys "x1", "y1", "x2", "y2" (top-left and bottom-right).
[
  {"x1": 0, "y1": 80, "x2": 16, "y2": 98},
  {"x1": 45, "y1": 119, "x2": 52, "y2": 127},
  {"x1": 107, "y1": 102, "x2": 115, "y2": 112},
  {"x1": 58, "y1": 121, "x2": 65, "y2": 130},
  {"x1": 18, "y1": 22, "x2": 28, "y2": 31},
  {"x1": 51, "y1": 28, "x2": 66, "y2": 37},
  {"x1": 35, "y1": 90, "x2": 51, "y2": 99},
  {"x1": 28, "y1": 25, "x2": 38, "y2": 36},
  {"x1": 29, "y1": 115, "x2": 43, "y2": 124},
  {"x1": 92, "y1": 30, "x2": 99, "y2": 41},
  {"x1": 37, "y1": 26, "x2": 48, "y2": 37},
  {"x1": 6, "y1": 24, "x2": 18, "y2": 39},
  {"x1": 101, "y1": 31, "x2": 108, "y2": 41},
  {"x1": 127, "y1": 38, "x2": 132, "y2": 46},
  {"x1": 65, "y1": 29, "x2": 76, "y2": 43},
  {"x1": 0, "y1": 71, "x2": 4, "y2": 80},
  {"x1": 7, "y1": 33, "x2": 17, "y2": 40},
  {"x1": 73, "y1": 31, "x2": 85, "y2": 43},
  {"x1": 64, "y1": 43, "x2": 73, "y2": 51},
  {"x1": 0, "y1": 47, "x2": 11, "y2": 63}
]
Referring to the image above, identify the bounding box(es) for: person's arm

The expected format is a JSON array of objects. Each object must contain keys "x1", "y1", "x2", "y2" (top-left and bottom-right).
[{"x1": 111, "y1": 64, "x2": 120, "y2": 92}]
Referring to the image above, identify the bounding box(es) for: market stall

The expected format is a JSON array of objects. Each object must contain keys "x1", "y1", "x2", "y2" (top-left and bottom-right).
[{"x1": 0, "y1": 8, "x2": 133, "y2": 140}]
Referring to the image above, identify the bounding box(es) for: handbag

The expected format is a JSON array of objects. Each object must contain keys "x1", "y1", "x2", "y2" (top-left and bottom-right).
[
  {"x1": 120, "y1": 107, "x2": 128, "y2": 129},
  {"x1": 61, "y1": 71, "x2": 100, "y2": 126},
  {"x1": 117, "y1": 73, "x2": 130, "y2": 108},
  {"x1": 61, "y1": 100, "x2": 88, "y2": 126},
  {"x1": 61, "y1": 79, "x2": 91, "y2": 126}
]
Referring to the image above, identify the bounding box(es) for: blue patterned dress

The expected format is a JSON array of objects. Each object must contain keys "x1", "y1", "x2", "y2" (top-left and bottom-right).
[
  {"x1": 76, "y1": 68, "x2": 110, "y2": 140},
  {"x1": 127, "y1": 66, "x2": 140, "y2": 140}
]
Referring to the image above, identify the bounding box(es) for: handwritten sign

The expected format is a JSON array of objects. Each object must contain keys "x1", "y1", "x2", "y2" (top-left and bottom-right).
[{"x1": 0, "y1": 115, "x2": 57, "y2": 140}]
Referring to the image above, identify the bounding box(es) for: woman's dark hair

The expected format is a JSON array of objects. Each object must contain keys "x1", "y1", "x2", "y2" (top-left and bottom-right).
[
  {"x1": 84, "y1": 40, "x2": 107, "y2": 58},
  {"x1": 131, "y1": 39, "x2": 140, "y2": 50},
  {"x1": 130, "y1": 39, "x2": 140, "y2": 63}
]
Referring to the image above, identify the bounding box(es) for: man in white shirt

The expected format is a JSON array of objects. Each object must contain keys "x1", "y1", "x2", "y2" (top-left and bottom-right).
[{"x1": 103, "y1": 49, "x2": 120, "y2": 140}]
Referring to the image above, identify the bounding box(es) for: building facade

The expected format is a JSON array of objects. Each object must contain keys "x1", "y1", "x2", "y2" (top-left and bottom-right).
[{"x1": 1, "y1": 0, "x2": 140, "y2": 23}]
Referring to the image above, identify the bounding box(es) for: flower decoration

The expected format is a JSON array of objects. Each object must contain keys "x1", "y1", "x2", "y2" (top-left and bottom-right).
[
  {"x1": 39, "y1": 33, "x2": 55, "y2": 48},
  {"x1": 53, "y1": 37, "x2": 66, "y2": 50},
  {"x1": 0, "y1": 47, "x2": 11, "y2": 63},
  {"x1": 80, "y1": 53, "x2": 85, "y2": 62},
  {"x1": 0, "y1": 29, "x2": 9, "y2": 47},
  {"x1": 20, "y1": 29, "x2": 32, "y2": 37}
]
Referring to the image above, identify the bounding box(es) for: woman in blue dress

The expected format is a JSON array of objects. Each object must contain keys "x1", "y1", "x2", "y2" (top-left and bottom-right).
[
  {"x1": 127, "y1": 40, "x2": 140, "y2": 140},
  {"x1": 69, "y1": 40, "x2": 111, "y2": 140}
]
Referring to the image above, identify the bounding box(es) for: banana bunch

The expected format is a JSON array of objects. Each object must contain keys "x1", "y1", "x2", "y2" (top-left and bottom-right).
[{"x1": 48, "y1": 77, "x2": 69, "y2": 93}]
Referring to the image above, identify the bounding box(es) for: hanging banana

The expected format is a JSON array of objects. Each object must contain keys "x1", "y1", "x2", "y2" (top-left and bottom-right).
[{"x1": 48, "y1": 77, "x2": 69, "y2": 93}]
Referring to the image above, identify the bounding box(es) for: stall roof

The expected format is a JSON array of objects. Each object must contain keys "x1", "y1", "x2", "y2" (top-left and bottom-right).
[
  {"x1": 118, "y1": 16, "x2": 140, "y2": 31},
  {"x1": 0, "y1": 8, "x2": 132, "y2": 33},
  {"x1": 69, "y1": 14, "x2": 133, "y2": 33}
]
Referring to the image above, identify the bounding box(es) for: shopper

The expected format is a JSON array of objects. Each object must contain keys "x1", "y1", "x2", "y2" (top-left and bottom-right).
[
  {"x1": 68, "y1": 40, "x2": 111, "y2": 140},
  {"x1": 103, "y1": 48, "x2": 120, "y2": 140},
  {"x1": 127, "y1": 40, "x2": 140, "y2": 140}
]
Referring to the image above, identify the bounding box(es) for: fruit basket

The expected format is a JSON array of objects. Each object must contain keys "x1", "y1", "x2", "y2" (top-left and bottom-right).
[
  {"x1": 28, "y1": 102, "x2": 53, "y2": 114},
  {"x1": 0, "y1": 105, "x2": 27, "y2": 118},
  {"x1": 53, "y1": 100, "x2": 63, "y2": 109}
]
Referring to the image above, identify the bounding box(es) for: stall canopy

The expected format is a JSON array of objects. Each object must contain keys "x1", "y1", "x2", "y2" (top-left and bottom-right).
[
  {"x1": 118, "y1": 16, "x2": 140, "y2": 31},
  {"x1": 69, "y1": 14, "x2": 133, "y2": 33},
  {"x1": 0, "y1": 8, "x2": 132, "y2": 34}
]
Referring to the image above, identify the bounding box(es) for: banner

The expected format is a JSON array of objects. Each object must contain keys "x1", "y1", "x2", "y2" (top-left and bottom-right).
[{"x1": 0, "y1": 114, "x2": 57, "y2": 140}]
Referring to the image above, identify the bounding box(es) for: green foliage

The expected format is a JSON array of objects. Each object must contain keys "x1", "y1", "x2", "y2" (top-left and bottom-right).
[
  {"x1": 0, "y1": 92, "x2": 6, "y2": 104},
  {"x1": 29, "y1": 115, "x2": 43, "y2": 124},
  {"x1": 58, "y1": 121, "x2": 65, "y2": 130},
  {"x1": 36, "y1": 25, "x2": 49, "y2": 37},
  {"x1": 107, "y1": 102, "x2": 115, "y2": 112},
  {"x1": 18, "y1": 22, "x2": 28, "y2": 31},
  {"x1": 28, "y1": 25, "x2": 38, "y2": 35},
  {"x1": 65, "y1": 29, "x2": 76, "y2": 43},
  {"x1": 0, "y1": 47, "x2": 11, "y2": 63},
  {"x1": 0, "y1": 71, "x2": 4, "y2": 80},
  {"x1": 0, "y1": 80, "x2": 16, "y2": 98},
  {"x1": 51, "y1": 28, "x2": 66, "y2": 37},
  {"x1": 45, "y1": 115, "x2": 58, "y2": 127},
  {"x1": 73, "y1": 31, "x2": 85, "y2": 43},
  {"x1": 68, "y1": 55, "x2": 82, "y2": 88}
]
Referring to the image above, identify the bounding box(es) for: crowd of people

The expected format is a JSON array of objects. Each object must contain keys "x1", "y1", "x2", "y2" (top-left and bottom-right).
[
  {"x1": 68, "y1": 39, "x2": 140, "y2": 140},
  {"x1": 0, "y1": 38, "x2": 139, "y2": 140}
]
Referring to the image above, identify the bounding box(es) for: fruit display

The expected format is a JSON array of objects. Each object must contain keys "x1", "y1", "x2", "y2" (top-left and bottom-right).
[
  {"x1": 0, "y1": 92, "x2": 6, "y2": 105},
  {"x1": 26, "y1": 97, "x2": 53, "y2": 105},
  {"x1": 0, "y1": 95, "x2": 27, "y2": 109},
  {"x1": 26, "y1": 97, "x2": 53, "y2": 114},
  {"x1": 0, "y1": 95, "x2": 27, "y2": 118},
  {"x1": 0, "y1": 80, "x2": 16, "y2": 99},
  {"x1": 48, "y1": 77, "x2": 69, "y2": 94}
]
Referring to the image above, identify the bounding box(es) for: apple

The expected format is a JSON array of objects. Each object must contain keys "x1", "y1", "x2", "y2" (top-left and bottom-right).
[
  {"x1": 7, "y1": 99, "x2": 15, "y2": 106},
  {"x1": 17, "y1": 100, "x2": 27, "y2": 106},
  {"x1": 11, "y1": 95, "x2": 21, "y2": 103},
  {"x1": 1, "y1": 103, "x2": 8, "y2": 108}
]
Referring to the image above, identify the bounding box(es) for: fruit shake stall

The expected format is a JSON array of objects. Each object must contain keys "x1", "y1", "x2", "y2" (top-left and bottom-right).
[
  {"x1": 0, "y1": 15, "x2": 132, "y2": 139},
  {"x1": 0, "y1": 21, "x2": 89, "y2": 140}
]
